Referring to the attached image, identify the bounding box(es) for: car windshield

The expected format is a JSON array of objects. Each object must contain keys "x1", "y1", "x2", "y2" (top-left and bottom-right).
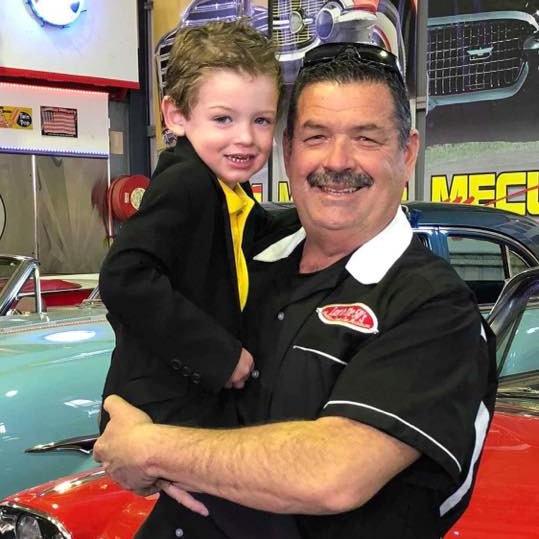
[
  {"x1": 0, "y1": 256, "x2": 23, "y2": 294},
  {"x1": 493, "y1": 273, "x2": 539, "y2": 396}
]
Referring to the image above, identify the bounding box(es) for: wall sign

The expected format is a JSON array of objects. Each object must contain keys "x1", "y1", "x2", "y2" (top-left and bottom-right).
[
  {"x1": 25, "y1": 0, "x2": 86, "y2": 27},
  {"x1": 0, "y1": 82, "x2": 109, "y2": 158}
]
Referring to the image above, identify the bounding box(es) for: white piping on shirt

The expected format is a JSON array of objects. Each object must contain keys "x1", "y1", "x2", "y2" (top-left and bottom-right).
[
  {"x1": 323, "y1": 400, "x2": 462, "y2": 473},
  {"x1": 439, "y1": 401, "x2": 490, "y2": 516},
  {"x1": 292, "y1": 345, "x2": 347, "y2": 365}
]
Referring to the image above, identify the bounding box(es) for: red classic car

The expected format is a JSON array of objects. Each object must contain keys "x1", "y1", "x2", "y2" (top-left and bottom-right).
[
  {"x1": 0, "y1": 255, "x2": 97, "y2": 310},
  {"x1": 1, "y1": 266, "x2": 538, "y2": 539}
]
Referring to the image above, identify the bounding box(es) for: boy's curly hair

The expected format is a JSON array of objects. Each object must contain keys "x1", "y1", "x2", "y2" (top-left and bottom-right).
[{"x1": 165, "y1": 19, "x2": 283, "y2": 118}]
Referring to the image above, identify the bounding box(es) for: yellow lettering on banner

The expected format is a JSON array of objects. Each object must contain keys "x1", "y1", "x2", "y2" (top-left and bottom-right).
[
  {"x1": 495, "y1": 172, "x2": 526, "y2": 215},
  {"x1": 431, "y1": 175, "x2": 469, "y2": 202},
  {"x1": 278, "y1": 181, "x2": 292, "y2": 202},
  {"x1": 430, "y1": 171, "x2": 539, "y2": 217},
  {"x1": 528, "y1": 172, "x2": 539, "y2": 215},
  {"x1": 468, "y1": 174, "x2": 495, "y2": 206}
]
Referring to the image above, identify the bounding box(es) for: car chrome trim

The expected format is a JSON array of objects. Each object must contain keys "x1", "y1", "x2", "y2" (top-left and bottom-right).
[
  {"x1": 0, "y1": 315, "x2": 108, "y2": 335},
  {"x1": 0, "y1": 255, "x2": 43, "y2": 315},
  {"x1": 416, "y1": 225, "x2": 539, "y2": 267},
  {"x1": 0, "y1": 501, "x2": 72, "y2": 539},
  {"x1": 38, "y1": 468, "x2": 107, "y2": 497},
  {"x1": 25, "y1": 434, "x2": 97, "y2": 455},
  {"x1": 428, "y1": 10, "x2": 539, "y2": 27}
]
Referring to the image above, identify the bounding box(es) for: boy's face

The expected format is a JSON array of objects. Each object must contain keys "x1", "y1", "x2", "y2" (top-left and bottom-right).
[{"x1": 163, "y1": 70, "x2": 278, "y2": 187}]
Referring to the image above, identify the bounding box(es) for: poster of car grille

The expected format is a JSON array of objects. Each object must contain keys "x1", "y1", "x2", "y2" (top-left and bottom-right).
[
  {"x1": 40, "y1": 106, "x2": 78, "y2": 137},
  {"x1": 425, "y1": 0, "x2": 539, "y2": 221},
  {"x1": 151, "y1": 0, "x2": 417, "y2": 202},
  {"x1": 269, "y1": 0, "x2": 418, "y2": 202},
  {"x1": 0, "y1": 106, "x2": 33, "y2": 129}
]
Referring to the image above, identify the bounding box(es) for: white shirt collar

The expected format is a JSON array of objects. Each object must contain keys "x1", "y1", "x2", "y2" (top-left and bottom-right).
[
  {"x1": 253, "y1": 227, "x2": 306, "y2": 262},
  {"x1": 253, "y1": 207, "x2": 413, "y2": 284},
  {"x1": 345, "y1": 207, "x2": 413, "y2": 284}
]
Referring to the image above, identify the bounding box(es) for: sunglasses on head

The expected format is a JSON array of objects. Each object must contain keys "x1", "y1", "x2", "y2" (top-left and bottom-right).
[{"x1": 301, "y1": 42, "x2": 404, "y2": 86}]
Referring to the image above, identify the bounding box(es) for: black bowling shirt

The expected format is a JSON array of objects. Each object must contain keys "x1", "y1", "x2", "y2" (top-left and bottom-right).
[{"x1": 242, "y1": 208, "x2": 497, "y2": 539}]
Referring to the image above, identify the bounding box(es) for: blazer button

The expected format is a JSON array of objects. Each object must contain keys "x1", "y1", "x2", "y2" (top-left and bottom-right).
[
  {"x1": 170, "y1": 358, "x2": 182, "y2": 371},
  {"x1": 181, "y1": 365, "x2": 191, "y2": 377},
  {"x1": 191, "y1": 372, "x2": 201, "y2": 384}
]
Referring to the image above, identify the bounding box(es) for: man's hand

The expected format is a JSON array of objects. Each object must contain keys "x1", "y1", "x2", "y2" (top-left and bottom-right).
[
  {"x1": 225, "y1": 347, "x2": 254, "y2": 389},
  {"x1": 94, "y1": 395, "x2": 158, "y2": 493}
]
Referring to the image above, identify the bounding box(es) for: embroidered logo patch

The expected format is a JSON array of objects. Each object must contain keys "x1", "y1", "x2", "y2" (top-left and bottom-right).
[{"x1": 317, "y1": 303, "x2": 378, "y2": 334}]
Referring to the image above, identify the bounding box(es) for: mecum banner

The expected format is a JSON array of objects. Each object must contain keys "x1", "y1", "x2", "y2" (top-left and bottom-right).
[
  {"x1": 151, "y1": 0, "x2": 417, "y2": 202},
  {"x1": 425, "y1": 0, "x2": 539, "y2": 220}
]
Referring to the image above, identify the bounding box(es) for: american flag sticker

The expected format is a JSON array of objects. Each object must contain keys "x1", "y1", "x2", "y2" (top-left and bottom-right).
[{"x1": 40, "y1": 106, "x2": 78, "y2": 138}]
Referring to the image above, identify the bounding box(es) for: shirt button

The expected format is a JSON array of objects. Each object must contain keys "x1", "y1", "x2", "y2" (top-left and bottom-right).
[
  {"x1": 277, "y1": 311, "x2": 285, "y2": 321},
  {"x1": 170, "y1": 358, "x2": 182, "y2": 371},
  {"x1": 181, "y1": 365, "x2": 191, "y2": 377},
  {"x1": 251, "y1": 369, "x2": 260, "y2": 379}
]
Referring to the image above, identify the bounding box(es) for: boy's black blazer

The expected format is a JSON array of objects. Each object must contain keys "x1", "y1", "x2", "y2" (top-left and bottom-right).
[{"x1": 99, "y1": 137, "x2": 296, "y2": 430}]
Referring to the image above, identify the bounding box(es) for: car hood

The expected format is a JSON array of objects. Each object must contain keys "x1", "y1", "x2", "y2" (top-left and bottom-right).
[
  {"x1": 2, "y1": 469, "x2": 155, "y2": 539},
  {"x1": 0, "y1": 309, "x2": 112, "y2": 375}
]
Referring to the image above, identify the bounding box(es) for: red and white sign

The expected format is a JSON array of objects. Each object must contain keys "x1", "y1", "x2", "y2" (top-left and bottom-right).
[{"x1": 317, "y1": 303, "x2": 379, "y2": 333}]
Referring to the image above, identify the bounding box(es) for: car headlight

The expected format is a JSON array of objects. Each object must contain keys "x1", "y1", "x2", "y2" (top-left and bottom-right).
[
  {"x1": 0, "y1": 504, "x2": 70, "y2": 539},
  {"x1": 17, "y1": 515, "x2": 44, "y2": 539}
]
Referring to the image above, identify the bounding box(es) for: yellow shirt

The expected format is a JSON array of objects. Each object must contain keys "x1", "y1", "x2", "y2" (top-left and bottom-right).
[{"x1": 218, "y1": 180, "x2": 255, "y2": 310}]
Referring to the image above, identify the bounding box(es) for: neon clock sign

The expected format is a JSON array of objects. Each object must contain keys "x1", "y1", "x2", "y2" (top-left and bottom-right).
[{"x1": 25, "y1": 0, "x2": 87, "y2": 27}]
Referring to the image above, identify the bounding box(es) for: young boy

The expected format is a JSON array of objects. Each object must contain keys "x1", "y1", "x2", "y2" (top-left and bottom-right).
[{"x1": 99, "y1": 19, "x2": 300, "y2": 539}]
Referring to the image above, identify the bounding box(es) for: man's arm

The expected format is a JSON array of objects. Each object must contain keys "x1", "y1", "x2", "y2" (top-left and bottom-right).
[{"x1": 94, "y1": 395, "x2": 419, "y2": 514}]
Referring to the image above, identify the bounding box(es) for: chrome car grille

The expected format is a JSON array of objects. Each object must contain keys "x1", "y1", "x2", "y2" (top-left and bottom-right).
[
  {"x1": 155, "y1": 28, "x2": 176, "y2": 98},
  {"x1": 272, "y1": 0, "x2": 324, "y2": 52},
  {"x1": 427, "y1": 13, "x2": 535, "y2": 100}
]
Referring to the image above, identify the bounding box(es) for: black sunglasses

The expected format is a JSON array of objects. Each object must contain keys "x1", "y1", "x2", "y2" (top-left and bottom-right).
[{"x1": 301, "y1": 42, "x2": 404, "y2": 86}]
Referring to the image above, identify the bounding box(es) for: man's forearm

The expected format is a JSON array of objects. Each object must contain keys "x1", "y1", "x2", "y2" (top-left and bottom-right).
[{"x1": 143, "y1": 416, "x2": 419, "y2": 514}]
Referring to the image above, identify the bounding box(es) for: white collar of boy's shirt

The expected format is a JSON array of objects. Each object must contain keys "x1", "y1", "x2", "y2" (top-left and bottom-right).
[
  {"x1": 345, "y1": 207, "x2": 413, "y2": 284},
  {"x1": 254, "y1": 207, "x2": 412, "y2": 285},
  {"x1": 218, "y1": 180, "x2": 254, "y2": 215}
]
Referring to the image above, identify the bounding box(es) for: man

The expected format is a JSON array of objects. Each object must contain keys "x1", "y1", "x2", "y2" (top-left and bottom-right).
[{"x1": 94, "y1": 42, "x2": 497, "y2": 539}]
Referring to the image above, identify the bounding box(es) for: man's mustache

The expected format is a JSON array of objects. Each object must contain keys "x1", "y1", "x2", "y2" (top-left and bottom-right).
[{"x1": 307, "y1": 170, "x2": 374, "y2": 189}]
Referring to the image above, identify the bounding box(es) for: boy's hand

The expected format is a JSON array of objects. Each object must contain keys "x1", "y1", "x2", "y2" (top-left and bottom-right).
[{"x1": 225, "y1": 348, "x2": 254, "y2": 389}]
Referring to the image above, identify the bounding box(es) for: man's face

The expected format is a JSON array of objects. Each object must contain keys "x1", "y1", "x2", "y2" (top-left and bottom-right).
[
  {"x1": 283, "y1": 81, "x2": 418, "y2": 242},
  {"x1": 163, "y1": 69, "x2": 278, "y2": 187}
]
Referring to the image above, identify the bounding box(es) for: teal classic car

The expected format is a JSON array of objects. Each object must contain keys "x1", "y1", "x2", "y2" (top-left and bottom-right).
[
  {"x1": 1, "y1": 201, "x2": 538, "y2": 500},
  {"x1": 0, "y1": 255, "x2": 112, "y2": 498}
]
